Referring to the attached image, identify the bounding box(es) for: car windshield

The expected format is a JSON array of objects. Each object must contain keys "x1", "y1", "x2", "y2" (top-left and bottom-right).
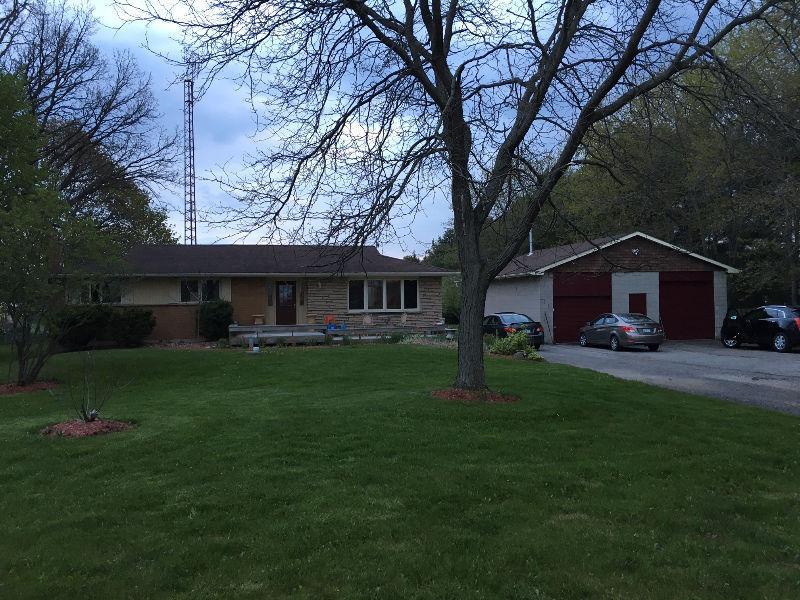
[
  {"x1": 499, "y1": 313, "x2": 532, "y2": 324},
  {"x1": 619, "y1": 313, "x2": 656, "y2": 324}
]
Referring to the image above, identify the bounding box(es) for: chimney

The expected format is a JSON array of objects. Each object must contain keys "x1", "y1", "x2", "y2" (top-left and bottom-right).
[{"x1": 528, "y1": 229, "x2": 534, "y2": 255}]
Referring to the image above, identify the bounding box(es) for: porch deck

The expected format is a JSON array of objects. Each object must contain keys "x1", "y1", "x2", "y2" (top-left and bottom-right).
[{"x1": 228, "y1": 323, "x2": 448, "y2": 346}]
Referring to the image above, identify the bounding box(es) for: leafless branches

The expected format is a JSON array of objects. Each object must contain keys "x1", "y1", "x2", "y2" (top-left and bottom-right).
[
  {"x1": 3, "y1": 0, "x2": 179, "y2": 222},
  {"x1": 119, "y1": 0, "x2": 793, "y2": 387}
]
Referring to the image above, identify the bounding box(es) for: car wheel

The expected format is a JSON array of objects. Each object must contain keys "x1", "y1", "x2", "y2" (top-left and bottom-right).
[
  {"x1": 610, "y1": 335, "x2": 620, "y2": 351},
  {"x1": 578, "y1": 333, "x2": 588, "y2": 347},
  {"x1": 722, "y1": 336, "x2": 739, "y2": 348},
  {"x1": 772, "y1": 333, "x2": 790, "y2": 353},
  {"x1": 647, "y1": 344, "x2": 660, "y2": 352}
]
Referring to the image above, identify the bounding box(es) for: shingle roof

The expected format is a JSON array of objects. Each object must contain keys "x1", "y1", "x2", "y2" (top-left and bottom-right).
[
  {"x1": 121, "y1": 244, "x2": 450, "y2": 276},
  {"x1": 497, "y1": 231, "x2": 739, "y2": 277},
  {"x1": 498, "y1": 235, "x2": 619, "y2": 277}
]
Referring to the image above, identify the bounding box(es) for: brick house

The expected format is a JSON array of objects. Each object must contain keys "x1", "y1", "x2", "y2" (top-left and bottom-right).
[
  {"x1": 106, "y1": 245, "x2": 452, "y2": 340},
  {"x1": 486, "y1": 232, "x2": 739, "y2": 343}
]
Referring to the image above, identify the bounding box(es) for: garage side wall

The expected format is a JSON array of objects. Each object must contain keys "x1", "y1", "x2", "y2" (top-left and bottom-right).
[
  {"x1": 713, "y1": 271, "x2": 728, "y2": 338},
  {"x1": 611, "y1": 272, "x2": 660, "y2": 321}
]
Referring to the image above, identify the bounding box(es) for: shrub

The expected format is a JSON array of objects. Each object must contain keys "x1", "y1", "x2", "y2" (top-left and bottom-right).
[
  {"x1": 55, "y1": 305, "x2": 114, "y2": 351},
  {"x1": 488, "y1": 331, "x2": 531, "y2": 355},
  {"x1": 199, "y1": 300, "x2": 234, "y2": 341},
  {"x1": 108, "y1": 308, "x2": 155, "y2": 347},
  {"x1": 55, "y1": 305, "x2": 154, "y2": 350},
  {"x1": 441, "y1": 277, "x2": 460, "y2": 324}
]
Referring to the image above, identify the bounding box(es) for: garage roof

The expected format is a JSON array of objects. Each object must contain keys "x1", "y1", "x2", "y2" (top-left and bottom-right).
[{"x1": 497, "y1": 231, "x2": 739, "y2": 278}]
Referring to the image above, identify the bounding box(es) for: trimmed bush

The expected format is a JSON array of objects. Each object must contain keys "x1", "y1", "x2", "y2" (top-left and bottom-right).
[
  {"x1": 55, "y1": 305, "x2": 155, "y2": 350},
  {"x1": 108, "y1": 308, "x2": 156, "y2": 347},
  {"x1": 199, "y1": 300, "x2": 234, "y2": 341},
  {"x1": 55, "y1": 305, "x2": 114, "y2": 351}
]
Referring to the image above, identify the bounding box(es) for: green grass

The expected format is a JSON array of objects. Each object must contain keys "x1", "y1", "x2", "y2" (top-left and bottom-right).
[{"x1": 1, "y1": 344, "x2": 799, "y2": 599}]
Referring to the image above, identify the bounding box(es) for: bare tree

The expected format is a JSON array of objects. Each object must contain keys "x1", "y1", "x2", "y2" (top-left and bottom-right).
[
  {"x1": 123, "y1": 0, "x2": 792, "y2": 389},
  {"x1": 3, "y1": 0, "x2": 178, "y2": 230},
  {"x1": 0, "y1": 0, "x2": 30, "y2": 59}
]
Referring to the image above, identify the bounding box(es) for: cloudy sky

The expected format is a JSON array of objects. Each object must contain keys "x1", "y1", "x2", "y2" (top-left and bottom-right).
[{"x1": 90, "y1": 1, "x2": 449, "y2": 257}]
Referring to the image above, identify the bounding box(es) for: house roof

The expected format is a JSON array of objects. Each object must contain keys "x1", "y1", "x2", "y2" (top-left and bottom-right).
[
  {"x1": 497, "y1": 231, "x2": 739, "y2": 278},
  {"x1": 120, "y1": 244, "x2": 453, "y2": 277}
]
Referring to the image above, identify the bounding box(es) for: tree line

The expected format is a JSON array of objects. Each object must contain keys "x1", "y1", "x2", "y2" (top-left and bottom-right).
[{"x1": 1, "y1": 0, "x2": 177, "y2": 385}]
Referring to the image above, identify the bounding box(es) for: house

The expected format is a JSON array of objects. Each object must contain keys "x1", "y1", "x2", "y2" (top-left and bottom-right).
[
  {"x1": 107, "y1": 245, "x2": 452, "y2": 340},
  {"x1": 485, "y1": 232, "x2": 738, "y2": 344}
]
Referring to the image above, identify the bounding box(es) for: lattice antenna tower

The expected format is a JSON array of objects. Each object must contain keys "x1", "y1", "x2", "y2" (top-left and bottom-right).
[{"x1": 183, "y1": 63, "x2": 197, "y2": 245}]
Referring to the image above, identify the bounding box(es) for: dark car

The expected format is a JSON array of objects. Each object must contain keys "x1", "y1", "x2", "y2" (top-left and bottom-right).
[
  {"x1": 483, "y1": 312, "x2": 545, "y2": 349},
  {"x1": 578, "y1": 313, "x2": 664, "y2": 351},
  {"x1": 721, "y1": 305, "x2": 800, "y2": 353}
]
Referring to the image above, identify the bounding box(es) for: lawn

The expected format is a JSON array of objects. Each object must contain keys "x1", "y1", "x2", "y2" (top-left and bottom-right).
[{"x1": 1, "y1": 344, "x2": 799, "y2": 599}]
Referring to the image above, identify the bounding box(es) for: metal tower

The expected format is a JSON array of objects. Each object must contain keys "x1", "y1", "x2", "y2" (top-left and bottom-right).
[{"x1": 183, "y1": 76, "x2": 197, "y2": 245}]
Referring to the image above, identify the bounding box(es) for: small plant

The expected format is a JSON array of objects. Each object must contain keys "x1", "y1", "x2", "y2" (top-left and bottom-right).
[
  {"x1": 522, "y1": 349, "x2": 544, "y2": 362},
  {"x1": 341, "y1": 335, "x2": 352, "y2": 345},
  {"x1": 483, "y1": 333, "x2": 497, "y2": 350},
  {"x1": 51, "y1": 352, "x2": 127, "y2": 422},
  {"x1": 488, "y1": 332, "x2": 531, "y2": 356},
  {"x1": 385, "y1": 333, "x2": 405, "y2": 344}
]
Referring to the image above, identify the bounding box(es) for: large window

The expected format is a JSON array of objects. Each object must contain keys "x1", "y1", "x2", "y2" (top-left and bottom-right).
[
  {"x1": 348, "y1": 278, "x2": 420, "y2": 311},
  {"x1": 181, "y1": 279, "x2": 220, "y2": 303}
]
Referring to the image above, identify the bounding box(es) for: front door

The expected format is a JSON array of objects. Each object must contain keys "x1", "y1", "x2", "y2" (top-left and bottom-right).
[{"x1": 275, "y1": 281, "x2": 297, "y2": 325}]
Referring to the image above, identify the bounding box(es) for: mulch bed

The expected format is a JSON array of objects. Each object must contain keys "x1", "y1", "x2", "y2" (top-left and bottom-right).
[
  {"x1": 40, "y1": 419, "x2": 135, "y2": 438},
  {"x1": 0, "y1": 381, "x2": 58, "y2": 396},
  {"x1": 432, "y1": 388, "x2": 520, "y2": 404}
]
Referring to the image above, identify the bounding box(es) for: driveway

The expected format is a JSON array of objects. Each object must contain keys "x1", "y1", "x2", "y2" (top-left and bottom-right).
[{"x1": 539, "y1": 341, "x2": 800, "y2": 415}]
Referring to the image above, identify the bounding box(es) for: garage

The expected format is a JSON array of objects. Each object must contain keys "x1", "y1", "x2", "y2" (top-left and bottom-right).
[
  {"x1": 659, "y1": 271, "x2": 715, "y2": 340},
  {"x1": 553, "y1": 272, "x2": 611, "y2": 343},
  {"x1": 485, "y1": 231, "x2": 738, "y2": 344}
]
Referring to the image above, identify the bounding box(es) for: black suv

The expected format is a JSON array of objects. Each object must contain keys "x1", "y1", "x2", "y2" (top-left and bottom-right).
[
  {"x1": 483, "y1": 312, "x2": 545, "y2": 349},
  {"x1": 721, "y1": 305, "x2": 800, "y2": 353}
]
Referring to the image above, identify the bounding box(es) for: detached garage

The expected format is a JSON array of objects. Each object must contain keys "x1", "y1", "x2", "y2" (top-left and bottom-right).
[{"x1": 485, "y1": 232, "x2": 737, "y2": 344}]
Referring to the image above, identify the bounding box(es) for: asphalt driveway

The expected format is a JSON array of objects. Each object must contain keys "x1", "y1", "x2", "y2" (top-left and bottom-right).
[{"x1": 540, "y1": 340, "x2": 800, "y2": 415}]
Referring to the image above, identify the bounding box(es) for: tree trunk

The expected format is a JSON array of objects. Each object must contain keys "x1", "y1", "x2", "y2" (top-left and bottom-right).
[{"x1": 453, "y1": 263, "x2": 488, "y2": 390}]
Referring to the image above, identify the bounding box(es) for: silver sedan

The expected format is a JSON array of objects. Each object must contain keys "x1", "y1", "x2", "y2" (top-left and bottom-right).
[{"x1": 578, "y1": 313, "x2": 664, "y2": 351}]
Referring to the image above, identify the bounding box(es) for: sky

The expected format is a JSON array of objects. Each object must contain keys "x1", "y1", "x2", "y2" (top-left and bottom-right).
[{"x1": 90, "y1": 1, "x2": 450, "y2": 257}]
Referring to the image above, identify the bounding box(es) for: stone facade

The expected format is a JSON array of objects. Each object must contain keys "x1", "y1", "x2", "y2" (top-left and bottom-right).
[{"x1": 306, "y1": 277, "x2": 443, "y2": 328}]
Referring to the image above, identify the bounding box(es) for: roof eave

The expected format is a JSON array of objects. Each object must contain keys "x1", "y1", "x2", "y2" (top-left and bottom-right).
[{"x1": 115, "y1": 271, "x2": 456, "y2": 278}]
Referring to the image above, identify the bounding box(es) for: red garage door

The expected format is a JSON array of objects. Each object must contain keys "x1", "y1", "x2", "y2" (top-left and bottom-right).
[
  {"x1": 553, "y1": 273, "x2": 612, "y2": 343},
  {"x1": 659, "y1": 272, "x2": 715, "y2": 340}
]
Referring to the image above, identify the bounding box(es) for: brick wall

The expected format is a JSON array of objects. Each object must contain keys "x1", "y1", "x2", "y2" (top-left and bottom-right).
[
  {"x1": 306, "y1": 277, "x2": 443, "y2": 327},
  {"x1": 139, "y1": 305, "x2": 199, "y2": 340},
  {"x1": 556, "y1": 237, "x2": 720, "y2": 273},
  {"x1": 231, "y1": 278, "x2": 267, "y2": 325}
]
